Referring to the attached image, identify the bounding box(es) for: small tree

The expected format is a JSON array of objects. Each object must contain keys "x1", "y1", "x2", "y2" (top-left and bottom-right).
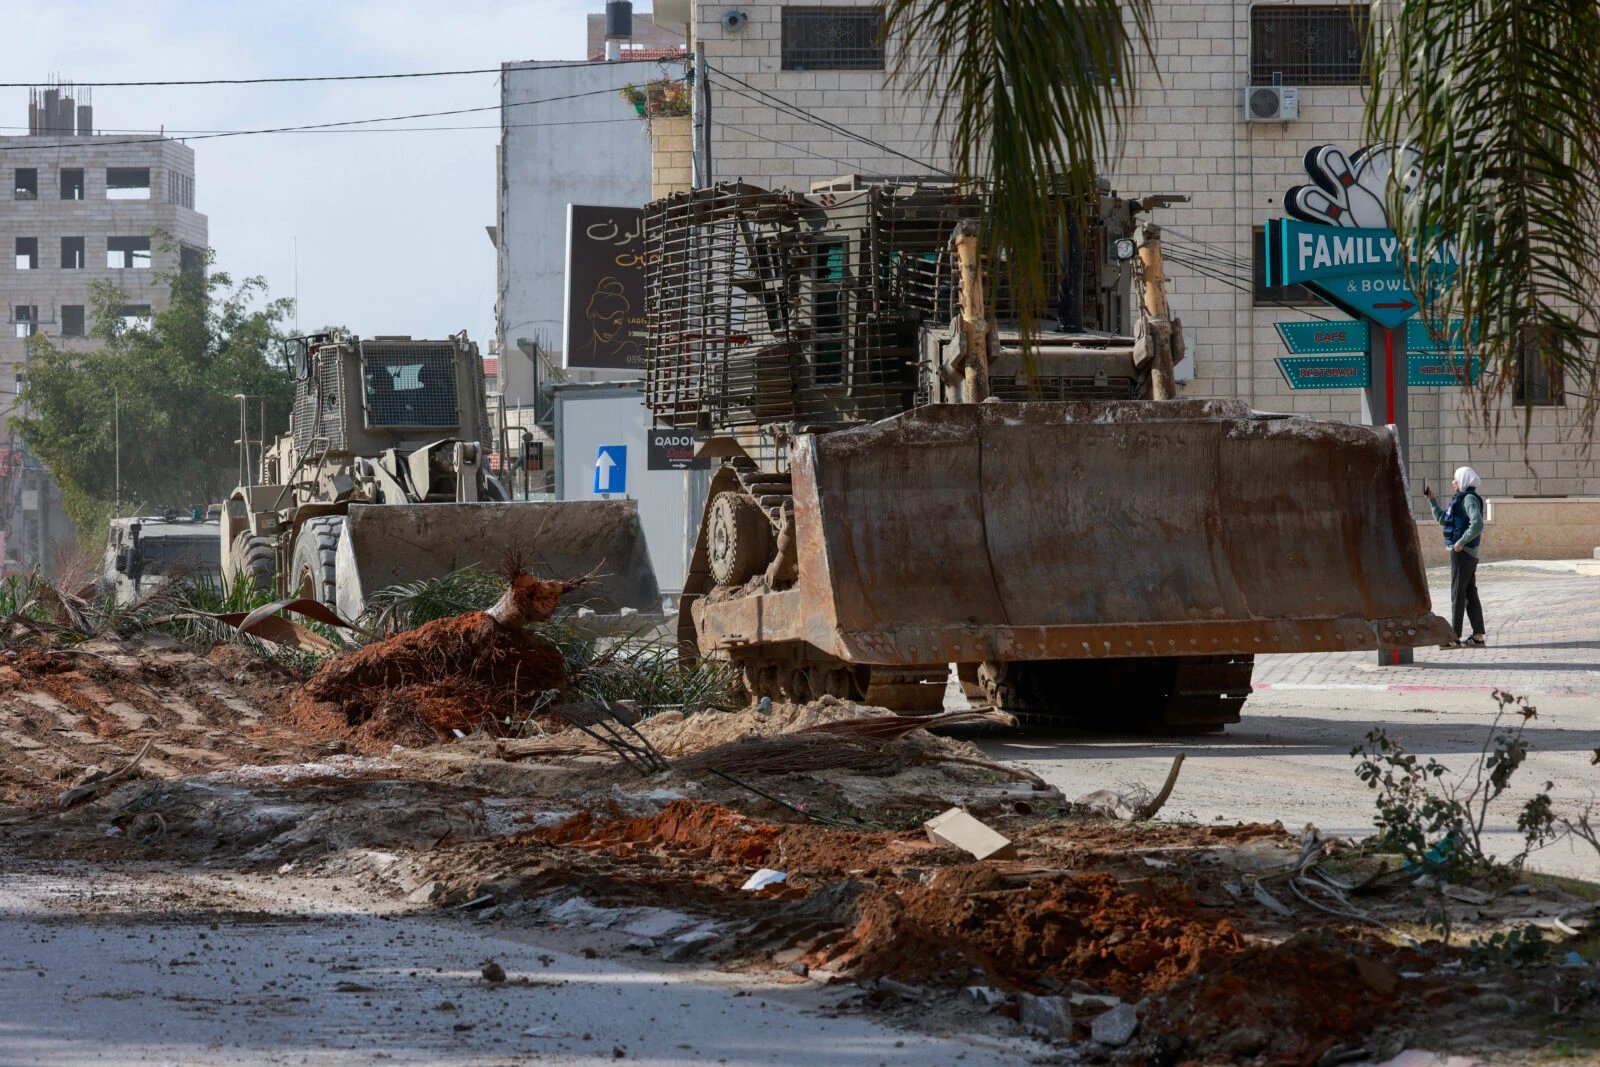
[{"x1": 17, "y1": 249, "x2": 294, "y2": 544}]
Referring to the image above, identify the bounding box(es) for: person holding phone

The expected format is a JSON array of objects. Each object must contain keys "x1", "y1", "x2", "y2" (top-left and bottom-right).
[{"x1": 1424, "y1": 467, "x2": 1486, "y2": 649}]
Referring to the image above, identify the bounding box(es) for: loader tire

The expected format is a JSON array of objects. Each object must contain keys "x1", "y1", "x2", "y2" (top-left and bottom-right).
[
  {"x1": 707, "y1": 491, "x2": 771, "y2": 587},
  {"x1": 230, "y1": 532, "x2": 276, "y2": 594},
  {"x1": 291, "y1": 516, "x2": 346, "y2": 610}
]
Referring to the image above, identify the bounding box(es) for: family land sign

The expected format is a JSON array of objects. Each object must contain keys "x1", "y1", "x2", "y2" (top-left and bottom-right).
[{"x1": 1264, "y1": 144, "x2": 1475, "y2": 409}]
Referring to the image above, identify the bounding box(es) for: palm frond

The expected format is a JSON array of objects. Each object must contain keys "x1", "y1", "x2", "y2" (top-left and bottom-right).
[
  {"x1": 1368, "y1": 0, "x2": 1600, "y2": 430},
  {"x1": 883, "y1": 0, "x2": 1152, "y2": 345}
]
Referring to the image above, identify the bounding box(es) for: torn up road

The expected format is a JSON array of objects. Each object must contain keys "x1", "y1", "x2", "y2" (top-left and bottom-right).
[{"x1": 1, "y1": 576, "x2": 1598, "y2": 1065}]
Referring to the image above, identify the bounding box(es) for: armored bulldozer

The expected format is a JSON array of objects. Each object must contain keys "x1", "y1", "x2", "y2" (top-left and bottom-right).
[
  {"x1": 643, "y1": 179, "x2": 1448, "y2": 729},
  {"x1": 221, "y1": 332, "x2": 659, "y2": 623}
]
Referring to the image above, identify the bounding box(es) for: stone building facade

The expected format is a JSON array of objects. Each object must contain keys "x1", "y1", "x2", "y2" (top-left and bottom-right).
[
  {"x1": 0, "y1": 123, "x2": 208, "y2": 424},
  {"x1": 675, "y1": 0, "x2": 1600, "y2": 554}
]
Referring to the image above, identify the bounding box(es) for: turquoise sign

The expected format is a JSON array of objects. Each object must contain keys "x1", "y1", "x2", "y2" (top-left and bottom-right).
[
  {"x1": 1265, "y1": 219, "x2": 1459, "y2": 330},
  {"x1": 1275, "y1": 320, "x2": 1368, "y2": 355},
  {"x1": 1406, "y1": 352, "x2": 1478, "y2": 388},
  {"x1": 1405, "y1": 318, "x2": 1476, "y2": 353},
  {"x1": 1306, "y1": 277, "x2": 1418, "y2": 331},
  {"x1": 1276, "y1": 355, "x2": 1371, "y2": 391}
]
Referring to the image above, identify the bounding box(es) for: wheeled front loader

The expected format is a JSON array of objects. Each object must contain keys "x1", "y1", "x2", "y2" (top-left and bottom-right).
[{"x1": 220, "y1": 332, "x2": 659, "y2": 624}]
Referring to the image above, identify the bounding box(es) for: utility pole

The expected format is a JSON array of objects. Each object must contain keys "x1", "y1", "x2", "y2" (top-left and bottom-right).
[{"x1": 114, "y1": 387, "x2": 120, "y2": 507}]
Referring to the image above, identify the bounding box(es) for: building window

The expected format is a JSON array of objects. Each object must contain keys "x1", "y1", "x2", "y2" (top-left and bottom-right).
[
  {"x1": 179, "y1": 244, "x2": 205, "y2": 273},
  {"x1": 60, "y1": 168, "x2": 84, "y2": 200},
  {"x1": 1251, "y1": 5, "x2": 1370, "y2": 87},
  {"x1": 781, "y1": 6, "x2": 886, "y2": 71},
  {"x1": 1252, "y1": 227, "x2": 1319, "y2": 306},
  {"x1": 60, "y1": 237, "x2": 85, "y2": 270},
  {"x1": 106, "y1": 167, "x2": 151, "y2": 200},
  {"x1": 1515, "y1": 349, "x2": 1565, "y2": 407},
  {"x1": 119, "y1": 304, "x2": 152, "y2": 331},
  {"x1": 14, "y1": 169, "x2": 37, "y2": 200},
  {"x1": 61, "y1": 305, "x2": 85, "y2": 338},
  {"x1": 14, "y1": 238, "x2": 38, "y2": 270},
  {"x1": 167, "y1": 172, "x2": 195, "y2": 209},
  {"x1": 13, "y1": 306, "x2": 37, "y2": 339},
  {"x1": 107, "y1": 236, "x2": 152, "y2": 269}
]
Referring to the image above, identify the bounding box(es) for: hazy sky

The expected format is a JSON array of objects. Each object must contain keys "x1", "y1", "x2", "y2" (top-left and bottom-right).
[{"x1": 10, "y1": 0, "x2": 603, "y2": 348}]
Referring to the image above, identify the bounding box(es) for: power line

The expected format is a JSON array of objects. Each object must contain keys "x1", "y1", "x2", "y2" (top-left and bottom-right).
[
  {"x1": 0, "y1": 87, "x2": 623, "y2": 152},
  {"x1": 0, "y1": 116, "x2": 644, "y2": 136},
  {"x1": 706, "y1": 66, "x2": 954, "y2": 178},
  {"x1": 0, "y1": 58, "x2": 678, "y2": 89},
  {"x1": 712, "y1": 122, "x2": 906, "y2": 178}
]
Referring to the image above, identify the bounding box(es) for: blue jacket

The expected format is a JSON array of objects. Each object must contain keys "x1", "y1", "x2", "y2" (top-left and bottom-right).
[{"x1": 1431, "y1": 488, "x2": 1483, "y2": 557}]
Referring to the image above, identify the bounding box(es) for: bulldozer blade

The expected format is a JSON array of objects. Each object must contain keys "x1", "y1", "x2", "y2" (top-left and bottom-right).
[
  {"x1": 335, "y1": 501, "x2": 660, "y2": 622},
  {"x1": 692, "y1": 400, "x2": 1452, "y2": 664}
]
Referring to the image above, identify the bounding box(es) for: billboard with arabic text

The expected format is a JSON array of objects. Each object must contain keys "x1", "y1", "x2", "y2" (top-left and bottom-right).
[{"x1": 563, "y1": 205, "x2": 647, "y2": 371}]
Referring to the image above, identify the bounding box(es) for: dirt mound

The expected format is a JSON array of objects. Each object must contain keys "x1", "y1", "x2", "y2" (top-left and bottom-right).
[
  {"x1": 1148, "y1": 934, "x2": 1400, "y2": 1064},
  {"x1": 286, "y1": 575, "x2": 577, "y2": 751},
  {"x1": 641, "y1": 696, "x2": 887, "y2": 757},
  {"x1": 533, "y1": 799, "x2": 923, "y2": 876},
  {"x1": 530, "y1": 800, "x2": 1248, "y2": 995},
  {"x1": 817, "y1": 868, "x2": 1245, "y2": 994}
]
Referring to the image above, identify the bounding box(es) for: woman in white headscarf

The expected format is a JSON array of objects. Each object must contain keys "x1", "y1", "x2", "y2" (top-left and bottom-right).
[{"x1": 1423, "y1": 466, "x2": 1486, "y2": 648}]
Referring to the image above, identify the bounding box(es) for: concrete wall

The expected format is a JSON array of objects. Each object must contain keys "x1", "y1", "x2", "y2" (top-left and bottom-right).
[
  {"x1": 651, "y1": 115, "x2": 693, "y2": 198},
  {"x1": 496, "y1": 58, "x2": 660, "y2": 400},
  {"x1": 687, "y1": 0, "x2": 1600, "y2": 547},
  {"x1": 0, "y1": 136, "x2": 207, "y2": 423}
]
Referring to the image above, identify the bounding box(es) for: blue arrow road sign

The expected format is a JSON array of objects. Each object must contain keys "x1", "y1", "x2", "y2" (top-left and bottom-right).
[
  {"x1": 1275, "y1": 320, "x2": 1368, "y2": 355},
  {"x1": 594, "y1": 445, "x2": 627, "y2": 494}
]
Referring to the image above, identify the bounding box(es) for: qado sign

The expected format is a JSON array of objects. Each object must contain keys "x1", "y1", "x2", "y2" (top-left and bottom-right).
[{"x1": 647, "y1": 428, "x2": 709, "y2": 471}]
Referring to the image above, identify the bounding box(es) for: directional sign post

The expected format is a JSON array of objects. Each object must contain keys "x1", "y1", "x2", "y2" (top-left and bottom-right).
[
  {"x1": 1274, "y1": 320, "x2": 1369, "y2": 355},
  {"x1": 594, "y1": 445, "x2": 627, "y2": 496}
]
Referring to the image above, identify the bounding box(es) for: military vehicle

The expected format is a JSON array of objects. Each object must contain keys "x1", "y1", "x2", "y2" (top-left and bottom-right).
[
  {"x1": 221, "y1": 332, "x2": 659, "y2": 623},
  {"x1": 643, "y1": 179, "x2": 1448, "y2": 728}
]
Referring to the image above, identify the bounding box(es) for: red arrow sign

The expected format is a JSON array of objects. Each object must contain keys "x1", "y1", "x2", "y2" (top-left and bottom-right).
[{"x1": 1372, "y1": 299, "x2": 1416, "y2": 310}]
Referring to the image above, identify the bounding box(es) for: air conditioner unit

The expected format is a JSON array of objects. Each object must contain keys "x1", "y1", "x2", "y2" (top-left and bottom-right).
[{"x1": 1243, "y1": 85, "x2": 1298, "y2": 122}]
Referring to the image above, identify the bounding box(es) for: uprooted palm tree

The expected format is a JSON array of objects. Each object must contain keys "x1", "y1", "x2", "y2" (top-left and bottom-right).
[
  {"x1": 1367, "y1": 0, "x2": 1600, "y2": 428},
  {"x1": 881, "y1": 0, "x2": 1153, "y2": 347}
]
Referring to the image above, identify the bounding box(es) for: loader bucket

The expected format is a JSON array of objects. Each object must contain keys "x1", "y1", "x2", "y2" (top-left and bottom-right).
[
  {"x1": 694, "y1": 400, "x2": 1451, "y2": 664},
  {"x1": 334, "y1": 501, "x2": 660, "y2": 622}
]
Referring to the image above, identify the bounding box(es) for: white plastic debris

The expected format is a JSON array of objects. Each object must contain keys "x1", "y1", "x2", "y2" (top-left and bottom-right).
[{"x1": 740, "y1": 868, "x2": 787, "y2": 891}]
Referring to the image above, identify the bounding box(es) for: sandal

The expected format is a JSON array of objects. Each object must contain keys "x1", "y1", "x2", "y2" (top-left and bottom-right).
[{"x1": 1438, "y1": 640, "x2": 1464, "y2": 649}]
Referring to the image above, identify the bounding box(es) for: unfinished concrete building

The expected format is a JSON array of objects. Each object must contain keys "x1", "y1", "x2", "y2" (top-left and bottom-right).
[
  {"x1": 1, "y1": 85, "x2": 209, "y2": 416},
  {"x1": 0, "y1": 84, "x2": 209, "y2": 568}
]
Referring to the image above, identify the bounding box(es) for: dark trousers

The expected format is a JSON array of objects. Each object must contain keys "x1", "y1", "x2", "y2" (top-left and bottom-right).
[{"x1": 1450, "y1": 550, "x2": 1485, "y2": 638}]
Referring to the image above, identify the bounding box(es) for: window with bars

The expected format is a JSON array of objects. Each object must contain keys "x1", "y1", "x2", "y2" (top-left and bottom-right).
[
  {"x1": 781, "y1": 6, "x2": 885, "y2": 71},
  {"x1": 361, "y1": 344, "x2": 459, "y2": 429},
  {"x1": 1250, "y1": 5, "x2": 1370, "y2": 86}
]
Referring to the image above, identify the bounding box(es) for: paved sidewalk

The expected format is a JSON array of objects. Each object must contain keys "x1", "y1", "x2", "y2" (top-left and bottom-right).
[{"x1": 1254, "y1": 562, "x2": 1600, "y2": 695}]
